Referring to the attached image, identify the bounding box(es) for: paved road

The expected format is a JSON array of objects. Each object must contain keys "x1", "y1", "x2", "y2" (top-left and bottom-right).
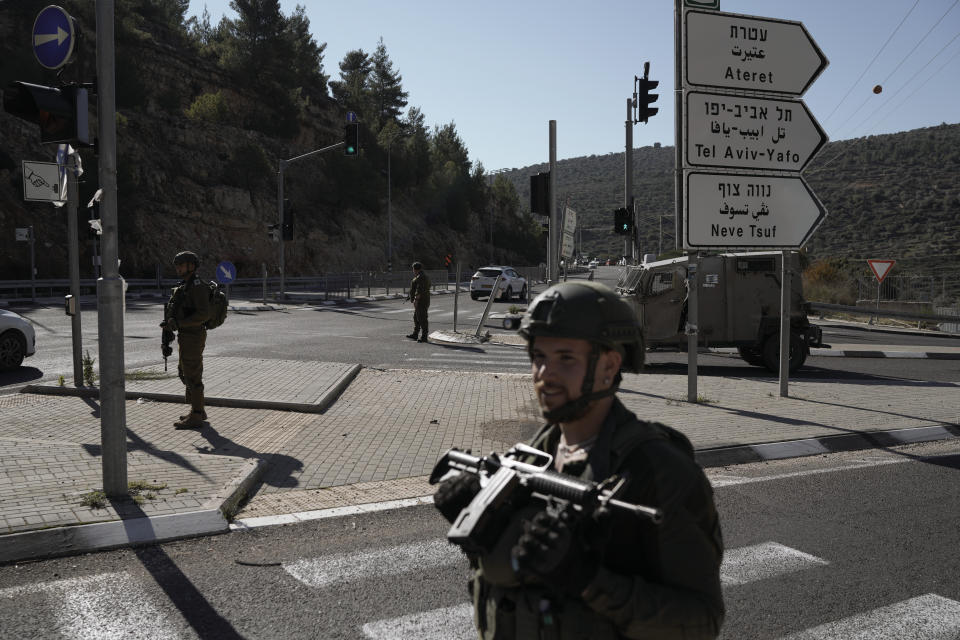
[
  {"x1": 1, "y1": 440, "x2": 957, "y2": 639},
  {"x1": 3, "y1": 292, "x2": 959, "y2": 393}
]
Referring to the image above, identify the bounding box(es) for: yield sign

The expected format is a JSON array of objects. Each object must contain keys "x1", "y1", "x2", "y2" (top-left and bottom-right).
[
  {"x1": 867, "y1": 260, "x2": 895, "y2": 283},
  {"x1": 685, "y1": 10, "x2": 828, "y2": 95}
]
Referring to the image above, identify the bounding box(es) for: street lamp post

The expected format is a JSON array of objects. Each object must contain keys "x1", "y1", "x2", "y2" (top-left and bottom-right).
[{"x1": 387, "y1": 132, "x2": 409, "y2": 279}]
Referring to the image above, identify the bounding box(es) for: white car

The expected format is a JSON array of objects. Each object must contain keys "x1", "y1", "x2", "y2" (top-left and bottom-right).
[
  {"x1": 470, "y1": 266, "x2": 528, "y2": 301},
  {"x1": 588, "y1": 260, "x2": 599, "y2": 269},
  {"x1": 0, "y1": 308, "x2": 36, "y2": 371}
]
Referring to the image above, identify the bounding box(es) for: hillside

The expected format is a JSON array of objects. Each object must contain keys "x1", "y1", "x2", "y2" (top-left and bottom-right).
[{"x1": 502, "y1": 123, "x2": 960, "y2": 279}]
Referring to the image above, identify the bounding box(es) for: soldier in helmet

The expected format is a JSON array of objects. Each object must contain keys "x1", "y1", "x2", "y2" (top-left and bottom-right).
[
  {"x1": 406, "y1": 261, "x2": 431, "y2": 343},
  {"x1": 434, "y1": 281, "x2": 725, "y2": 639},
  {"x1": 161, "y1": 251, "x2": 211, "y2": 429}
]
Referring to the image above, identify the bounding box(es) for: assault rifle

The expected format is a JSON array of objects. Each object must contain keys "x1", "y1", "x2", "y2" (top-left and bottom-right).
[
  {"x1": 160, "y1": 325, "x2": 174, "y2": 371},
  {"x1": 430, "y1": 444, "x2": 662, "y2": 554}
]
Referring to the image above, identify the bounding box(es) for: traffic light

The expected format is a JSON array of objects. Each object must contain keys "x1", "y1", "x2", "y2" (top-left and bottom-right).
[
  {"x1": 344, "y1": 123, "x2": 359, "y2": 157},
  {"x1": 614, "y1": 208, "x2": 633, "y2": 235},
  {"x1": 282, "y1": 199, "x2": 294, "y2": 241},
  {"x1": 3, "y1": 82, "x2": 88, "y2": 145},
  {"x1": 530, "y1": 172, "x2": 550, "y2": 214},
  {"x1": 634, "y1": 62, "x2": 658, "y2": 124}
]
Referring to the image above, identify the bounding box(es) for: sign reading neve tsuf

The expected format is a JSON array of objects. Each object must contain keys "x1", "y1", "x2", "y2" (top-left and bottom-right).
[
  {"x1": 686, "y1": 10, "x2": 828, "y2": 96},
  {"x1": 684, "y1": 171, "x2": 826, "y2": 250}
]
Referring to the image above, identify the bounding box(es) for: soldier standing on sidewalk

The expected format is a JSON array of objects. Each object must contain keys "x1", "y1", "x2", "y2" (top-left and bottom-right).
[
  {"x1": 407, "y1": 261, "x2": 431, "y2": 343},
  {"x1": 162, "y1": 251, "x2": 210, "y2": 429},
  {"x1": 433, "y1": 281, "x2": 725, "y2": 639}
]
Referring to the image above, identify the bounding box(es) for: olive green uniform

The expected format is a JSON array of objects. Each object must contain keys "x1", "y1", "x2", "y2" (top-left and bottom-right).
[
  {"x1": 409, "y1": 271, "x2": 431, "y2": 339},
  {"x1": 166, "y1": 273, "x2": 211, "y2": 413},
  {"x1": 469, "y1": 398, "x2": 725, "y2": 639}
]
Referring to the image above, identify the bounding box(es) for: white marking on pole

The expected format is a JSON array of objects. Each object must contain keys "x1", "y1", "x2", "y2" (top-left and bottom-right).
[
  {"x1": 362, "y1": 603, "x2": 475, "y2": 640},
  {"x1": 720, "y1": 542, "x2": 828, "y2": 586},
  {"x1": 0, "y1": 572, "x2": 179, "y2": 639},
  {"x1": 283, "y1": 539, "x2": 464, "y2": 589},
  {"x1": 778, "y1": 594, "x2": 960, "y2": 639}
]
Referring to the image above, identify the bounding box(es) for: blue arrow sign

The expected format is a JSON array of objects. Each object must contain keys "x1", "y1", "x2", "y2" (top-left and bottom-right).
[
  {"x1": 216, "y1": 261, "x2": 237, "y2": 285},
  {"x1": 346, "y1": 111, "x2": 357, "y2": 123},
  {"x1": 32, "y1": 6, "x2": 75, "y2": 70}
]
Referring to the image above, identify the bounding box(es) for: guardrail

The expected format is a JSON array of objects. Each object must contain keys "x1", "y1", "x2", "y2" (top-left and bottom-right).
[{"x1": 808, "y1": 301, "x2": 960, "y2": 325}]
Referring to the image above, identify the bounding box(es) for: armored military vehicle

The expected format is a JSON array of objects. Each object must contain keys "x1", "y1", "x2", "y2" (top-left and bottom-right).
[{"x1": 616, "y1": 252, "x2": 824, "y2": 373}]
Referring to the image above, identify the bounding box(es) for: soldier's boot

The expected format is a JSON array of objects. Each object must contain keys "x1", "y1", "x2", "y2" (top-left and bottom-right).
[
  {"x1": 406, "y1": 325, "x2": 420, "y2": 340},
  {"x1": 174, "y1": 411, "x2": 205, "y2": 429},
  {"x1": 180, "y1": 390, "x2": 206, "y2": 421},
  {"x1": 418, "y1": 322, "x2": 429, "y2": 343}
]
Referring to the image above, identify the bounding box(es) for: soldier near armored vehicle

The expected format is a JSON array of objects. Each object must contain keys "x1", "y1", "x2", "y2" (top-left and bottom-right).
[
  {"x1": 406, "y1": 261, "x2": 431, "y2": 343},
  {"x1": 433, "y1": 281, "x2": 725, "y2": 639},
  {"x1": 161, "y1": 251, "x2": 210, "y2": 429}
]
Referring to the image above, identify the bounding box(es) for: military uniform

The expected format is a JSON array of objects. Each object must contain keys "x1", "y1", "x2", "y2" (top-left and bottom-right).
[
  {"x1": 166, "y1": 271, "x2": 210, "y2": 421},
  {"x1": 408, "y1": 268, "x2": 431, "y2": 342},
  {"x1": 468, "y1": 398, "x2": 725, "y2": 639}
]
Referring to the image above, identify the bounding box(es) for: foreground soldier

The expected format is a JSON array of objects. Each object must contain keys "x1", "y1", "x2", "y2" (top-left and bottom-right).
[
  {"x1": 406, "y1": 261, "x2": 431, "y2": 343},
  {"x1": 434, "y1": 281, "x2": 724, "y2": 639},
  {"x1": 162, "y1": 251, "x2": 210, "y2": 429}
]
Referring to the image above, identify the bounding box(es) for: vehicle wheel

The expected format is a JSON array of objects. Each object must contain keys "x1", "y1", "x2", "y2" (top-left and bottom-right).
[
  {"x1": 470, "y1": 292, "x2": 480, "y2": 300},
  {"x1": 761, "y1": 333, "x2": 806, "y2": 374},
  {"x1": 503, "y1": 286, "x2": 513, "y2": 301},
  {"x1": 737, "y1": 346, "x2": 765, "y2": 367},
  {"x1": 0, "y1": 330, "x2": 26, "y2": 371},
  {"x1": 519, "y1": 285, "x2": 528, "y2": 302}
]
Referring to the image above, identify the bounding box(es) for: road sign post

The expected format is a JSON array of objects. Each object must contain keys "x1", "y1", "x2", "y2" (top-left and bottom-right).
[{"x1": 867, "y1": 260, "x2": 896, "y2": 324}]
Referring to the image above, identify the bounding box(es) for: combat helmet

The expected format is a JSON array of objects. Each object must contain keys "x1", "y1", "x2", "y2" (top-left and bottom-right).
[
  {"x1": 520, "y1": 281, "x2": 645, "y2": 422},
  {"x1": 519, "y1": 280, "x2": 644, "y2": 372},
  {"x1": 173, "y1": 251, "x2": 200, "y2": 267}
]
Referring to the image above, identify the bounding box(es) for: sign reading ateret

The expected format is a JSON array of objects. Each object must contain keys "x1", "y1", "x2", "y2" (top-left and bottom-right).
[
  {"x1": 685, "y1": 172, "x2": 825, "y2": 249},
  {"x1": 685, "y1": 91, "x2": 826, "y2": 172},
  {"x1": 686, "y1": 10, "x2": 827, "y2": 95}
]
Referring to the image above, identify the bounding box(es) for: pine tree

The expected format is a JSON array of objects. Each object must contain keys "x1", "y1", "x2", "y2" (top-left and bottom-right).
[
  {"x1": 330, "y1": 50, "x2": 373, "y2": 119},
  {"x1": 369, "y1": 38, "x2": 409, "y2": 133}
]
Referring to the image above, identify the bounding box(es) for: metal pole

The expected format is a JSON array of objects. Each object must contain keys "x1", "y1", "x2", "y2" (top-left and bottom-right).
[
  {"x1": 687, "y1": 253, "x2": 698, "y2": 402},
  {"x1": 277, "y1": 161, "x2": 285, "y2": 300},
  {"x1": 779, "y1": 251, "x2": 791, "y2": 397},
  {"x1": 66, "y1": 162, "x2": 82, "y2": 384},
  {"x1": 95, "y1": 0, "x2": 127, "y2": 497},
  {"x1": 261, "y1": 262, "x2": 267, "y2": 303},
  {"x1": 674, "y1": 0, "x2": 683, "y2": 249},
  {"x1": 625, "y1": 98, "x2": 633, "y2": 263},
  {"x1": 29, "y1": 225, "x2": 36, "y2": 302},
  {"x1": 388, "y1": 146, "x2": 392, "y2": 275},
  {"x1": 549, "y1": 121, "x2": 558, "y2": 284},
  {"x1": 453, "y1": 262, "x2": 461, "y2": 332}
]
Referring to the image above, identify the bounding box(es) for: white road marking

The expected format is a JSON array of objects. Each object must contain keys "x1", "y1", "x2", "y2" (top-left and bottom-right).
[
  {"x1": 362, "y1": 603, "x2": 475, "y2": 640},
  {"x1": 778, "y1": 594, "x2": 960, "y2": 639},
  {"x1": 720, "y1": 542, "x2": 829, "y2": 586},
  {"x1": 283, "y1": 539, "x2": 464, "y2": 589},
  {"x1": 0, "y1": 572, "x2": 179, "y2": 639},
  {"x1": 710, "y1": 458, "x2": 909, "y2": 488},
  {"x1": 404, "y1": 357, "x2": 530, "y2": 367},
  {"x1": 422, "y1": 351, "x2": 529, "y2": 361}
]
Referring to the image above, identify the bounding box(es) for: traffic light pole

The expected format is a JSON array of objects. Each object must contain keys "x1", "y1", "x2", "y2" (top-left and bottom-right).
[
  {"x1": 625, "y1": 98, "x2": 633, "y2": 263},
  {"x1": 95, "y1": 0, "x2": 128, "y2": 497},
  {"x1": 548, "y1": 121, "x2": 558, "y2": 284},
  {"x1": 276, "y1": 141, "x2": 345, "y2": 298},
  {"x1": 66, "y1": 156, "x2": 83, "y2": 384}
]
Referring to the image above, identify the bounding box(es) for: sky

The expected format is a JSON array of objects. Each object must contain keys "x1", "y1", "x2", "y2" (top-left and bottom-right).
[{"x1": 187, "y1": 0, "x2": 960, "y2": 172}]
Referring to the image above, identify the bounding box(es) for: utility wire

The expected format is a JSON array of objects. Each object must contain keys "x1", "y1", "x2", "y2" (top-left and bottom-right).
[
  {"x1": 822, "y1": 0, "x2": 920, "y2": 125},
  {"x1": 832, "y1": 0, "x2": 960, "y2": 137}
]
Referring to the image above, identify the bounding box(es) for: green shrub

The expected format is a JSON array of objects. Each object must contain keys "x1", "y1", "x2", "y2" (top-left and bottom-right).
[{"x1": 185, "y1": 90, "x2": 230, "y2": 123}]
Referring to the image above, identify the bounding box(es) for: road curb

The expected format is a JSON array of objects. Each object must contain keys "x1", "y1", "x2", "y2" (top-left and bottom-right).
[
  {"x1": 18, "y1": 363, "x2": 362, "y2": 414},
  {"x1": 0, "y1": 457, "x2": 266, "y2": 565},
  {"x1": 695, "y1": 423, "x2": 960, "y2": 468}
]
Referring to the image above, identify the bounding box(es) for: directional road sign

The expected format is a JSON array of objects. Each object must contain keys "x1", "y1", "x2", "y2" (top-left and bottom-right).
[
  {"x1": 16, "y1": 228, "x2": 31, "y2": 242},
  {"x1": 22, "y1": 161, "x2": 63, "y2": 202},
  {"x1": 685, "y1": 91, "x2": 827, "y2": 172},
  {"x1": 685, "y1": 10, "x2": 827, "y2": 95},
  {"x1": 32, "y1": 6, "x2": 76, "y2": 70},
  {"x1": 216, "y1": 261, "x2": 237, "y2": 285},
  {"x1": 867, "y1": 260, "x2": 895, "y2": 284},
  {"x1": 684, "y1": 171, "x2": 826, "y2": 250}
]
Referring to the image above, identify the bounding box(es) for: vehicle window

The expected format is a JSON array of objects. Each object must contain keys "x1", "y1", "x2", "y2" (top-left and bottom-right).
[
  {"x1": 649, "y1": 272, "x2": 674, "y2": 295},
  {"x1": 479, "y1": 269, "x2": 502, "y2": 277}
]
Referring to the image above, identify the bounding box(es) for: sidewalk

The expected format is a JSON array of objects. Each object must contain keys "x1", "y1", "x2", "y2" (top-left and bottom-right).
[{"x1": 2, "y1": 328, "x2": 959, "y2": 563}]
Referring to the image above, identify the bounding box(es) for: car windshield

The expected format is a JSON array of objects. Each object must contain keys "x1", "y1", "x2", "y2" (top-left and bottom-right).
[{"x1": 477, "y1": 269, "x2": 502, "y2": 277}]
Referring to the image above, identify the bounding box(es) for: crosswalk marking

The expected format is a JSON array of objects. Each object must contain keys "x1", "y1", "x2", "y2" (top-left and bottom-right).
[
  {"x1": 720, "y1": 542, "x2": 829, "y2": 586},
  {"x1": 777, "y1": 594, "x2": 960, "y2": 640},
  {"x1": 362, "y1": 603, "x2": 475, "y2": 640},
  {"x1": 0, "y1": 572, "x2": 178, "y2": 639},
  {"x1": 282, "y1": 539, "x2": 463, "y2": 589}
]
